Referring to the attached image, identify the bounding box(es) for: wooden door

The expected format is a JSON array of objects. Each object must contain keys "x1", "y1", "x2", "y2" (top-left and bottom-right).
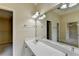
[{"x1": 0, "y1": 9, "x2": 12, "y2": 44}]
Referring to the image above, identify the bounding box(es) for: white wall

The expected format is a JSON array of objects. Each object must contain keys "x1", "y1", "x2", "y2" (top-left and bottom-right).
[{"x1": 0, "y1": 3, "x2": 35, "y2": 56}]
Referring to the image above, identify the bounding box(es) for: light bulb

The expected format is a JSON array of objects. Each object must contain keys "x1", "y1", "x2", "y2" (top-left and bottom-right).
[
  {"x1": 38, "y1": 14, "x2": 46, "y2": 20},
  {"x1": 32, "y1": 11, "x2": 39, "y2": 19},
  {"x1": 42, "y1": 14, "x2": 46, "y2": 19},
  {"x1": 60, "y1": 4, "x2": 67, "y2": 9},
  {"x1": 69, "y1": 3, "x2": 77, "y2": 7}
]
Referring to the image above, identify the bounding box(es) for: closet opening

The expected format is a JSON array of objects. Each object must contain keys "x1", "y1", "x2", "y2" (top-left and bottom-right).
[{"x1": 0, "y1": 9, "x2": 13, "y2": 56}]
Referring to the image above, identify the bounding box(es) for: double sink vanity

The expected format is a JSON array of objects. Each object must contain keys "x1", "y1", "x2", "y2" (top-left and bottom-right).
[{"x1": 24, "y1": 39, "x2": 79, "y2": 56}]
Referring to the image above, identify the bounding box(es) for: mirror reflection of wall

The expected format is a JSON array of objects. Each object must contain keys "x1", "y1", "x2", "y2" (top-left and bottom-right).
[
  {"x1": 38, "y1": 3, "x2": 79, "y2": 47},
  {"x1": 67, "y1": 22, "x2": 78, "y2": 47}
]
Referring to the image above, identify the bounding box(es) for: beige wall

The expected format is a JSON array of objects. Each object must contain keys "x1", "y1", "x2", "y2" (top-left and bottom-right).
[
  {"x1": 59, "y1": 16, "x2": 66, "y2": 42},
  {"x1": 0, "y1": 3, "x2": 35, "y2": 56},
  {"x1": 59, "y1": 11, "x2": 79, "y2": 46}
]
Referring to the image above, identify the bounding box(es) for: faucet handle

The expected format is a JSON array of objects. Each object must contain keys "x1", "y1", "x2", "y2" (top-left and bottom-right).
[
  {"x1": 36, "y1": 39, "x2": 38, "y2": 42},
  {"x1": 71, "y1": 47, "x2": 74, "y2": 52}
]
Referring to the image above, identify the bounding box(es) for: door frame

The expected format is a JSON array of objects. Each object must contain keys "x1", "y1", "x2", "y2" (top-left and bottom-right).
[{"x1": 0, "y1": 6, "x2": 15, "y2": 55}]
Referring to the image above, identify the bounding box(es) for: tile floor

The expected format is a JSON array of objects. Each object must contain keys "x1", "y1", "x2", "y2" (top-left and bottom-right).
[{"x1": 0, "y1": 43, "x2": 12, "y2": 56}]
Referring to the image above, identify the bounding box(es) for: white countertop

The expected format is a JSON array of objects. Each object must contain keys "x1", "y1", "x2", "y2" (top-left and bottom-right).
[
  {"x1": 39, "y1": 39, "x2": 79, "y2": 56},
  {"x1": 25, "y1": 40, "x2": 65, "y2": 56}
]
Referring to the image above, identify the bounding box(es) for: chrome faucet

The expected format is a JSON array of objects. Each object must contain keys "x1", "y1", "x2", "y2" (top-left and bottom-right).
[
  {"x1": 35, "y1": 39, "x2": 38, "y2": 42},
  {"x1": 72, "y1": 47, "x2": 74, "y2": 52}
]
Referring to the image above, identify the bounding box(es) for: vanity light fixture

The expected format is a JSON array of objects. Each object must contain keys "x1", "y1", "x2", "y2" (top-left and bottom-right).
[
  {"x1": 32, "y1": 11, "x2": 46, "y2": 20},
  {"x1": 58, "y1": 3, "x2": 78, "y2": 9},
  {"x1": 69, "y1": 3, "x2": 78, "y2": 7},
  {"x1": 60, "y1": 4, "x2": 67, "y2": 9}
]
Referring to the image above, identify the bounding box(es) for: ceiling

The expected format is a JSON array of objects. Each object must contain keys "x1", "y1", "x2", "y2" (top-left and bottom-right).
[
  {"x1": 33, "y1": 3, "x2": 58, "y2": 14},
  {"x1": 34, "y1": 3, "x2": 79, "y2": 15}
]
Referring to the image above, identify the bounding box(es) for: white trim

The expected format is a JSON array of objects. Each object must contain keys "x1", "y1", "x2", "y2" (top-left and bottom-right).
[{"x1": 78, "y1": 21, "x2": 79, "y2": 47}]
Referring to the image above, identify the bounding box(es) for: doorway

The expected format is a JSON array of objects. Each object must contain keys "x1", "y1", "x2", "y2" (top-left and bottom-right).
[
  {"x1": 47, "y1": 21, "x2": 52, "y2": 40},
  {"x1": 67, "y1": 22, "x2": 78, "y2": 47},
  {"x1": 0, "y1": 9, "x2": 13, "y2": 56},
  {"x1": 57, "y1": 23, "x2": 59, "y2": 42}
]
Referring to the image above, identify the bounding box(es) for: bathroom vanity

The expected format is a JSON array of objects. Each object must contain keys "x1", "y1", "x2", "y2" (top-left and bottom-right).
[
  {"x1": 24, "y1": 39, "x2": 79, "y2": 56},
  {"x1": 25, "y1": 39, "x2": 66, "y2": 56}
]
